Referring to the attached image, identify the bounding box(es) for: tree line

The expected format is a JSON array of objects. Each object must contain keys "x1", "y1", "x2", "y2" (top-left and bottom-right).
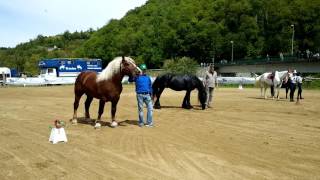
[
  {"x1": 0, "y1": 29, "x2": 95, "y2": 75},
  {"x1": 1, "y1": 0, "x2": 319, "y2": 74}
]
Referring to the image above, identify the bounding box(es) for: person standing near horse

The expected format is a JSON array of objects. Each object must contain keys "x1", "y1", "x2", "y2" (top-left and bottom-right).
[
  {"x1": 129, "y1": 64, "x2": 154, "y2": 127},
  {"x1": 289, "y1": 70, "x2": 298, "y2": 102},
  {"x1": 296, "y1": 72, "x2": 304, "y2": 99},
  {"x1": 204, "y1": 64, "x2": 218, "y2": 108}
]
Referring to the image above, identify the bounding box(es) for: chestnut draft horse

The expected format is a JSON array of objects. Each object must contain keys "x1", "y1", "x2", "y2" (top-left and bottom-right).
[{"x1": 72, "y1": 56, "x2": 141, "y2": 128}]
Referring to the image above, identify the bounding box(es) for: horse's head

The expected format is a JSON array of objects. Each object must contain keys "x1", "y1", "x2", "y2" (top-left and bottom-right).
[{"x1": 120, "y1": 56, "x2": 141, "y2": 78}]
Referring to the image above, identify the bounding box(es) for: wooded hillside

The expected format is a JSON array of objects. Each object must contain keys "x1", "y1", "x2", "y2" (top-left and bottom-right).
[{"x1": 1, "y1": 0, "x2": 319, "y2": 73}]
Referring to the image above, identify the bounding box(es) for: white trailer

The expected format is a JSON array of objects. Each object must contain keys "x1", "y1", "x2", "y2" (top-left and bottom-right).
[{"x1": 0, "y1": 67, "x2": 11, "y2": 85}]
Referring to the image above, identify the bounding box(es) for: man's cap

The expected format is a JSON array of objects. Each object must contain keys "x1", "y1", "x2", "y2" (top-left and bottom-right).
[
  {"x1": 139, "y1": 64, "x2": 147, "y2": 70},
  {"x1": 293, "y1": 70, "x2": 297, "y2": 74}
]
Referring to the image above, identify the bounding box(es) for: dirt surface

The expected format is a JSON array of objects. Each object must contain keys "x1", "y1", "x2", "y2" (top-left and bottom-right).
[{"x1": 0, "y1": 85, "x2": 320, "y2": 180}]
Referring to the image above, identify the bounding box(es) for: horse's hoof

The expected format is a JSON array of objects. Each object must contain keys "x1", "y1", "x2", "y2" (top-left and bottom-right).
[
  {"x1": 154, "y1": 105, "x2": 161, "y2": 109},
  {"x1": 94, "y1": 123, "x2": 101, "y2": 129},
  {"x1": 182, "y1": 106, "x2": 192, "y2": 109},
  {"x1": 71, "y1": 119, "x2": 77, "y2": 125},
  {"x1": 111, "y1": 121, "x2": 118, "y2": 128}
]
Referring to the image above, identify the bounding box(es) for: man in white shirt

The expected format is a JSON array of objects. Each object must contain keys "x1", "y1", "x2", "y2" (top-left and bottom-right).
[
  {"x1": 296, "y1": 72, "x2": 303, "y2": 99},
  {"x1": 204, "y1": 64, "x2": 218, "y2": 108},
  {"x1": 289, "y1": 70, "x2": 297, "y2": 102}
]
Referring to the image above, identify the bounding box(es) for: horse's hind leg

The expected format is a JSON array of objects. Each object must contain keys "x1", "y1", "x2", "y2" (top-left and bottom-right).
[
  {"x1": 264, "y1": 87, "x2": 267, "y2": 99},
  {"x1": 154, "y1": 87, "x2": 164, "y2": 109},
  {"x1": 85, "y1": 95, "x2": 93, "y2": 119}
]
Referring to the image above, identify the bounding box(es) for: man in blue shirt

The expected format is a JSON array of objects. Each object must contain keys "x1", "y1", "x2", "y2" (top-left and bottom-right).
[{"x1": 129, "y1": 64, "x2": 153, "y2": 127}]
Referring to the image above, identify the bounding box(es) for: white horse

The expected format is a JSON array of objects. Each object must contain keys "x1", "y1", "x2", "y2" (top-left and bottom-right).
[{"x1": 255, "y1": 71, "x2": 289, "y2": 99}]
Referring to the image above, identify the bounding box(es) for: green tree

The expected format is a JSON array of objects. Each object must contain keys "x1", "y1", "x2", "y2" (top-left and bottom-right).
[{"x1": 163, "y1": 57, "x2": 198, "y2": 75}]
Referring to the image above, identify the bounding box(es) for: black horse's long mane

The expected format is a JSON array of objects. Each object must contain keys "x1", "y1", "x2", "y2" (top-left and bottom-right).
[{"x1": 193, "y1": 76, "x2": 207, "y2": 103}]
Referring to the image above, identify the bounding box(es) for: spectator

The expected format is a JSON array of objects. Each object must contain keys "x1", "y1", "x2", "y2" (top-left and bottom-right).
[{"x1": 280, "y1": 52, "x2": 284, "y2": 61}]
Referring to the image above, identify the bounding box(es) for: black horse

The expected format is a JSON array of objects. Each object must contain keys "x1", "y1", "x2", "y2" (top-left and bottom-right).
[{"x1": 152, "y1": 73, "x2": 207, "y2": 110}]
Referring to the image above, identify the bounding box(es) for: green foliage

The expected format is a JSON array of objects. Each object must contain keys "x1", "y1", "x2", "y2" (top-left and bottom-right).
[
  {"x1": 78, "y1": 0, "x2": 320, "y2": 67},
  {"x1": 163, "y1": 57, "x2": 198, "y2": 75},
  {"x1": 1, "y1": 0, "x2": 320, "y2": 73},
  {"x1": 0, "y1": 30, "x2": 94, "y2": 75},
  {"x1": 304, "y1": 80, "x2": 320, "y2": 89}
]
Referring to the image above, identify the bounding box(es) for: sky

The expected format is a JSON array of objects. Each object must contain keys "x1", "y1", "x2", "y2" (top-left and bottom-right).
[{"x1": 0, "y1": 0, "x2": 148, "y2": 48}]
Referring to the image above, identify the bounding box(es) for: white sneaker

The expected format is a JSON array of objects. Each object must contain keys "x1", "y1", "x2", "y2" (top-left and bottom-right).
[{"x1": 145, "y1": 124, "x2": 153, "y2": 127}]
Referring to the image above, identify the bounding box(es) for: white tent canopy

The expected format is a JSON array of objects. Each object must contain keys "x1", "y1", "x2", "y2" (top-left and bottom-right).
[{"x1": 0, "y1": 67, "x2": 11, "y2": 75}]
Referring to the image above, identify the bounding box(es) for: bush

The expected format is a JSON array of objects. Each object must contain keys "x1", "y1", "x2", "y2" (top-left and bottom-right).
[{"x1": 162, "y1": 57, "x2": 198, "y2": 75}]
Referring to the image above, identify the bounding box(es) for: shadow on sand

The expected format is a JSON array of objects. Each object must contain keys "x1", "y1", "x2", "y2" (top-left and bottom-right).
[
  {"x1": 156, "y1": 105, "x2": 204, "y2": 110},
  {"x1": 247, "y1": 96, "x2": 288, "y2": 101},
  {"x1": 72, "y1": 117, "x2": 140, "y2": 127}
]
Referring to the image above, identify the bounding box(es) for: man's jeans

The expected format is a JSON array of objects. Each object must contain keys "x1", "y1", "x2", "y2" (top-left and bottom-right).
[
  {"x1": 137, "y1": 94, "x2": 153, "y2": 125},
  {"x1": 206, "y1": 87, "x2": 215, "y2": 106}
]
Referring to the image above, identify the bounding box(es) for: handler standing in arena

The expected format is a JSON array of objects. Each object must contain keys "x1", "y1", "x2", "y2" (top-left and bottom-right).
[
  {"x1": 289, "y1": 70, "x2": 297, "y2": 102},
  {"x1": 129, "y1": 64, "x2": 154, "y2": 127},
  {"x1": 296, "y1": 72, "x2": 304, "y2": 99},
  {"x1": 204, "y1": 64, "x2": 218, "y2": 108}
]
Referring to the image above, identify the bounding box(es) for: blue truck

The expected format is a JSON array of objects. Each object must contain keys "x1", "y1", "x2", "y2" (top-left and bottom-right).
[{"x1": 38, "y1": 58, "x2": 102, "y2": 77}]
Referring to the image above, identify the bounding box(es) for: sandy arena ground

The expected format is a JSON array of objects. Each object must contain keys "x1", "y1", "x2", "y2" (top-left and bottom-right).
[{"x1": 0, "y1": 85, "x2": 320, "y2": 180}]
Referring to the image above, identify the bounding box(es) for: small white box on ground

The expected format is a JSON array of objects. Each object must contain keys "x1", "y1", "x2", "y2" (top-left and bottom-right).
[{"x1": 49, "y1": 127, "x2": 68, "y2": 144}]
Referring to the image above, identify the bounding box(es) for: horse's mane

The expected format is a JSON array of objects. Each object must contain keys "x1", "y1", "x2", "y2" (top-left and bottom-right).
[
  {"x1": 193, "y1": 75, "x2": 207, "y2": 105},
  {"x1": 96, "y1": 56, "x2": 135, "y2": 82},
  {"x1": 193, "y1": 75, "x2": 205, "y2": 92}
]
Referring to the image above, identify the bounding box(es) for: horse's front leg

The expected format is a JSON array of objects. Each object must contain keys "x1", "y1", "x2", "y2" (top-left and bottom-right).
[
  {"x1": 276, "y1": 86, "x2": 281, "y2": 100},
  {"x1": 110, "y1": 98, "x2": 119, "y2": 127},
  {"x1": 182, "y1": 90, "x2": 192, "y2": 109},
  {"x1": 85, "y1": 96, "x2": 93, "y2": 119},
  {"x1": 186, "y1": 90, "x2": 193, "y2": 108},
  {"x1": 94, "y1": 99, "x2": 105, "y2": 128},
  {"x1": 264, "y1": 87, "x2": 267, "y2": 99}
]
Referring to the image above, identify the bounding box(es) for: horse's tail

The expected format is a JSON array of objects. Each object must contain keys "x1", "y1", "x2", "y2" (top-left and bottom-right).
[
  {"x1": 254, "y1": 75, "x2": 262, "y2": 87},
  {"x1": 74, "y1": 72, "x2": 84, "y2": 93},
  {"x1": 74, "y1": 72, "x2": 91, "y2": 94}
]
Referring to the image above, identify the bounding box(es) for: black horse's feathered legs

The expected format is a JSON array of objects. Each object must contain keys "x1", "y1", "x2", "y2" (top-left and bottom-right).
[
  {"x1": 154, "y1": 87, "x2": 164, "y2": 109},
  {"x1": 182, "y1": 90, "x2": 192, "y2": 109}
]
